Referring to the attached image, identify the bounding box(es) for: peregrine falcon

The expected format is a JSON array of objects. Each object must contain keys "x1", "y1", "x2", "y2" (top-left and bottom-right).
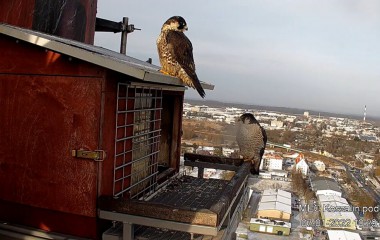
[
  {"x1": 157, "y1": 16, "x2": 205, "y2": 98},
  {"x1": 236, "y1": 113, "x2": 267, "y2": 174}
]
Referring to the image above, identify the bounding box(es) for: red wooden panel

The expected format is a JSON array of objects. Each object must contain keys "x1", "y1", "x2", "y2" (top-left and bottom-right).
[
  {"x1": 0, "y1": 36, "x2": 104, "y2": 77},
  {"x1": 98, "y1": 75, "x2": 118, "y2": 196},
  {"x1": 0, "y1": 0, "x2": 97, "y2": 44},
  {"x1": 0, "y1": 74, "x2": 102, "y2": 217},
  {"x1": 0, "y1": 1, "x2": 35, "y2": 29}
]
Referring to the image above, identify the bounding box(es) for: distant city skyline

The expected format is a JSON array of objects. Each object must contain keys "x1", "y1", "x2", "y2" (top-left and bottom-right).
[
  {"x1": 185, "y1": 98, "x2": 380, "y2": 122},
  {"x1": 95, "y1": 0, "x2": 380, "y2": 117}
]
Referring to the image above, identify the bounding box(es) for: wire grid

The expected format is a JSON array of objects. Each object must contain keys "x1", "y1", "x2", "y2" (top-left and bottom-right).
[{"x1": 113, "y1": 83, "x2": 163, "y2": 199}]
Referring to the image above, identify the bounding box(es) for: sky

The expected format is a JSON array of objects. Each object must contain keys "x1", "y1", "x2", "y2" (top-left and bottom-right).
[{"x1": 95, "y1": 0, "x2": 380, "y2": 117}]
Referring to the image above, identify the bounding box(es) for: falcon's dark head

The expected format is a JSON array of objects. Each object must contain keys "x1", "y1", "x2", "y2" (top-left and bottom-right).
[
  {"x1": 238, "y1": 113, "x2": 259, "y2": 124},
  {"x1": 162, "y1": 16, "x2": 188, "y2": 32}
]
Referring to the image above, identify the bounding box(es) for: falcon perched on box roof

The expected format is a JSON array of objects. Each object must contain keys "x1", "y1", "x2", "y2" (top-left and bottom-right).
[
  {"x1": 236, "y1": 113, "x2": 267, "y2": 175},
  {"x1": 157, "y1": 16, "x2": 205, "y2": 98}
]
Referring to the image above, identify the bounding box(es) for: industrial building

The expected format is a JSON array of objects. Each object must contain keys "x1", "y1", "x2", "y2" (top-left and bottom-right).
[
  {"x1": 249, "y1": 218, "x2": 291, "y2": 236},
  {"x1": 318, "y1": 195, "x2": 357, "y2": 230},
  {"x1": 257, "y1": 189, "x2": 292, "y2": 221},
  {"x1": 326, "y1": 230, "x2": 361, "y2": 240},
  {"x1": 311, "y1": 176, "x2": 342, "y2": 197}
]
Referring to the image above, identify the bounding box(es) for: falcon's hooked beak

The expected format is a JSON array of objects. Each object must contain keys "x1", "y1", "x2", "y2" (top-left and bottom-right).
[{"x1": 184, "y1": 25, "x2": 188, "y2": 31}]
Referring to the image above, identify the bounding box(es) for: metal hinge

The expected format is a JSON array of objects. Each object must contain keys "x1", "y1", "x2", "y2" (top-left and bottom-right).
[{"x1": 71, "y1": 149, "x2": 106, "y2": 162}]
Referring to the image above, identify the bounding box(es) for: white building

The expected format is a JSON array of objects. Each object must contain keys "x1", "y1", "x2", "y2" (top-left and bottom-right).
[
  {"x1": 326, "y1": 230, "x2": 361, "y2": 240},
  {"x1": 313, "y1": 160, "x2": 326, "y2": 171},
  {"x1": 260, "y1": 154, "x2": 283, "y2": 171},
  {"x1": 270, "y1": 120, "x2": 284, "y2": 128},
  {"x1": 296, "y1": 159, "x2": 309, "y2": 176},
  {"x1": 222, "y1": 147, "x2": 235, "y2": 157}
]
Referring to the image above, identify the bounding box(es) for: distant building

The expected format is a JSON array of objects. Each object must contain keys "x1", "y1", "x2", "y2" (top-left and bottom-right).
[
  {"x1": 326, "y1": 230, "x2": 361, "y2": 240},
  {"x1": 284, "y1": 117, "x2": 295, "y2": 123},
  {"x1": 257, "y1": 189, "x2": 292, "y2": 221},
  {"x1": 235, "y1": 222, "x2": 248, "y2": 240},
  {"x1": 359, "y1": 134, "x2": 377, "y2": 142},
  {"x1": 196, "y1": 146, "x2": 214, "y2": 155},
  {"x1": 313, "y1": 160, "x2": 326, "y2": 171},
  {"x1": 222, "y1": 147, "x2": 235, "y2": 157},
  {"x1": 249, "y1": 218, "x2": 291, "y2": 236},
  {"x1": 191, "y1": 105, "x2": 208, "y2": 112},
  {"x1": 318, "y1": 195, "x2": 357, "y2": 230},
  {"x1": 296, "y1": 159, "x2": 309, "y2": 176},
  {"x1": 311, "y1": 176, "x2": 342, "y2": 197},
  {"x1": 269, "y1": 170, "x2": 288, "y2": 179},
  {"x1": 304, "y1": 111, "x2": 310, "y2": 118},
  {"x1": 259, "y1": 172, "x2": 272, "y2": 179},
  {"x1": 260, "y1": 154, "x2": 283, "y2": 171},
  {"x1": 270, "y1": 120, "x2": 284, "y2": 128}
]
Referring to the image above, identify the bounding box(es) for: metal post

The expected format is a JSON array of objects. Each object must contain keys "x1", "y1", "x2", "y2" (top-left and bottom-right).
[
  {"x1": 123, "y1": 222, "x2": 134, "y2": 240},
  {"x1": 198, "y1": 167, "x2": 204, "y2": 179},
  {"x1": 120, "y1": 17, "x2": 128, "y2": 54}
]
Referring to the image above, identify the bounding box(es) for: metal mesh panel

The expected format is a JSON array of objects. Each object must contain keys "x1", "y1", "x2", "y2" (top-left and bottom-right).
[{"x1": 114, "y1": 83, "x2": 162, "y2": 199}]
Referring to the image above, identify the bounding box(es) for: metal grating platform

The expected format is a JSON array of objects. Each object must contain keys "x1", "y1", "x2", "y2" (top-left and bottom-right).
[
  {"x1": 99, "y1": 155, "x2": 251, "y2": 240},
  {"x1": 149, "y1": 176, "x2": 229, "y2": 210}
]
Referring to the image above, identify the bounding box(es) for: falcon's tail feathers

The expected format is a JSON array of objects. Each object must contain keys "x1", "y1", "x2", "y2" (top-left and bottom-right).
[
  {"x1": 193, "y1": 78, "x2": 206, "y2": 98},
  {"x1": 180, "y1": 68, "x2": 206, "y2": 98}
]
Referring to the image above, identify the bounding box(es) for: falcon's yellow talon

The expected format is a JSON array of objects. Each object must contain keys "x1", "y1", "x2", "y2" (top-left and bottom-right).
[{"x1": 160, "y1": 69, "x2": 170, "y2": 75}]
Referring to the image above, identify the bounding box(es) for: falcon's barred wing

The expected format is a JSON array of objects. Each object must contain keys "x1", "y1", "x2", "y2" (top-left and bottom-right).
[
  {"x1": 166, "y1": 31, "x2": 195, "y2": 71},
  {"x1": 165, "y1": 31, "x2": 205, "y2": 97}
]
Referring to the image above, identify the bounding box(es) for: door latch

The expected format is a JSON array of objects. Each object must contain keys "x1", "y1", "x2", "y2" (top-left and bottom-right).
[{"x1": 71, "y1": 149, "x2": 106, "y2": 161}]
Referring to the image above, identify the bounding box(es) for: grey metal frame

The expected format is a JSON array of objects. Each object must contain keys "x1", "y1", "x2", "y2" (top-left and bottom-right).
[
  {"x1": 100, "y1": 173, "x2": 249, "y2": 240},
  {"x1": 113, "y1": 83, "x2": 163, "y2": 199}
]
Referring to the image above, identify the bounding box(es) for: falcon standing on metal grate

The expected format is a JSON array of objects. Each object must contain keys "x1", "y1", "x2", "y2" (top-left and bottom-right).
[
  {"x1": 157, "y1": 16, "x2": 205, "y2": 98},
  {"x1": 236, "y1": 113, "x2": 267, "y2": 174}
]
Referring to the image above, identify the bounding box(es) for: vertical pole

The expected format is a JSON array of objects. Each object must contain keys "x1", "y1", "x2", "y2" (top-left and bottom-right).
[
  {"x1": 123, "y1": 222, "x2": 134, "y2": 240},
  {"x1": 120, "y1": 17, "x2": 128, "y2": 54},
  {"x1": 198, "y1": 167, "x2": 204, "y2": 179}
]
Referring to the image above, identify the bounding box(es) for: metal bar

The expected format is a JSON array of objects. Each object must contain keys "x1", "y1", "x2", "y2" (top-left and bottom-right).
[
  {"x1": 116, "y1": 119, "x2": 161, "y2": 129},
  {"x1": 116, "y1": 129, "x2": 161, "y2": 142},
  {"x1": 216, "y1": 175, "x2": 248, "y2": 231},
  {"x1": 98, "y1": 210, "x2": 219, "y2": 236},
  {"x1": 115, "y1": 150, "x2": 160, "y2": 170},
  {"x1": 95, "y1": 17, "x2": 123, "y2": 32},
  {"x1": 116, "y1": 107, "x2": 163, "y2": 114},
  {"x1": 197, "y1": 167, "x2": 204, "y2": 179},
  {"x1": 117, "y1": 96, "x2": 162, "y2": 101},
  {"x1": 115, "y1": 138, "x2": 160, "y2": 157},
  {"x1": 113, "y1": 83, "x2": 121, "y2": 196},
  {"x1": 113, "y1": 84, "x2": 162, "y2": 198},
  {"x1": 115, "y1": 162, "x2": 159, "y2": 183},
  {"x1": 120, "y1": 17, "x2": 128, "y2": 54},
  {"x1": 184, "y1": 161, "x2": 240, "y2": 171},
  {"x1": 123, "y1": 222, "x2": 134, "y2": 240},
  {"x1": 184, "y1": 153, "x2": 243, "y2": 166}
]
